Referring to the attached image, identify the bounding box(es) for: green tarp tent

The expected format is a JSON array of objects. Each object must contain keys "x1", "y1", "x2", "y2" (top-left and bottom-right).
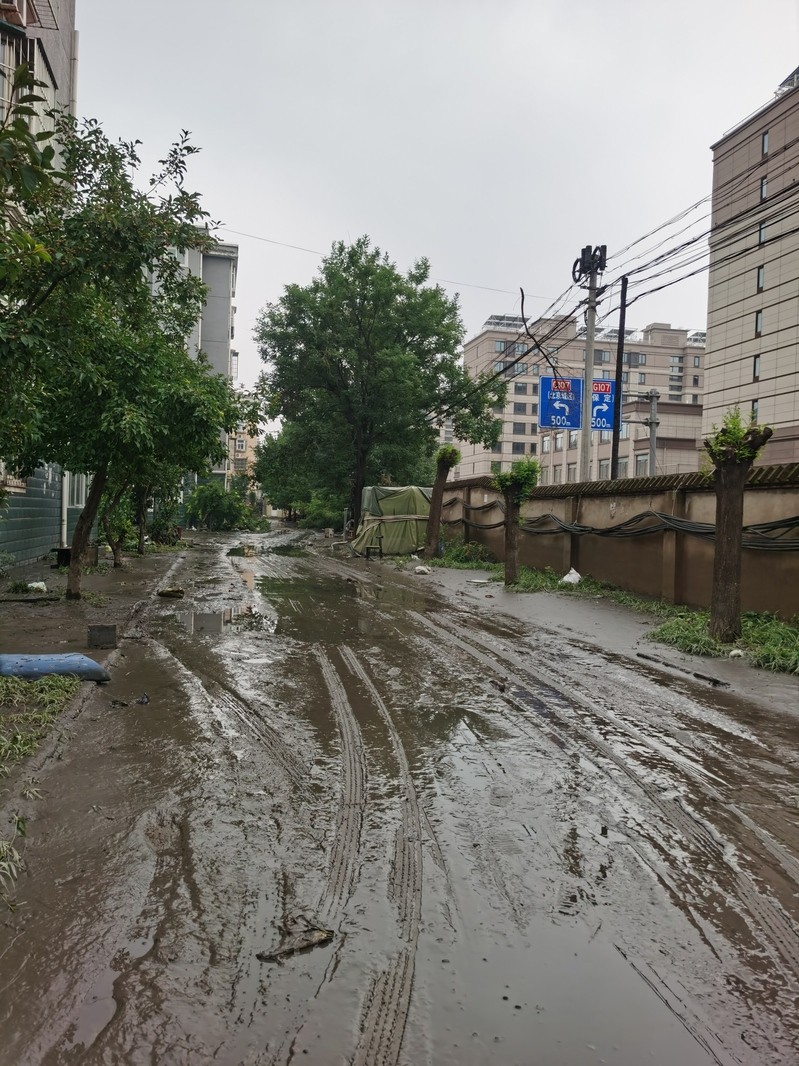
[{"x1": 350, "y1": 485, "x2": 432, "y2": 556}]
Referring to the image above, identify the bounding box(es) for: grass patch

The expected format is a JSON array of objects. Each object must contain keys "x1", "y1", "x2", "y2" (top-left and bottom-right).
[
  {"x1": 428, "y1": 540, "x2": 499, "y2": 570},
  {"x1": 0, "y1": 675, "x2": 80, "y2": 778},
  {"x1": 652, "y1": 610, "x2": 799, "y2": 673}
]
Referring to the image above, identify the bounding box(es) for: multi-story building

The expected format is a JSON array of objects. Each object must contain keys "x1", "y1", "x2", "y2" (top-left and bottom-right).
[
  {"x1": 185, "y1": 239, "x2": 239, "y2": 485},
  {"x1": 452, "y1": 315, "x2": 706, "y2": 483},
  {"x1": 0, "y1": 0, "x2": 79, "y2": 563},
  {"x1": 704, "y1": 66, "x2": 799, "y2": 464},
  {"x1": 1, "y1": 1, "x2": 76, "y2": 118}
]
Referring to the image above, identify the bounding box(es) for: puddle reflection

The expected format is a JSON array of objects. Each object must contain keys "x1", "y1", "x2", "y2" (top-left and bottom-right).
[{"x1": 178, "y1": 606, "x2": 274, "y2": 635}]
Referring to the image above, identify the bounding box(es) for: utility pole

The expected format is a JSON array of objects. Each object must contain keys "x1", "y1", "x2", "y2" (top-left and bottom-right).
[
  {"x1": 610, "y1": 275, "x2": 628, "y2": 480},
  {"x1": 572, "y1": 244, "x2": 606, "y2": 482},
  {"x1": 644, "y1": 389, "x2": 660, "y2": 476}
]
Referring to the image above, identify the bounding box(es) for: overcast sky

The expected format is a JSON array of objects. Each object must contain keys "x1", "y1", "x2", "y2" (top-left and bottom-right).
[{"x1": 75, "y1": 0, "x2": 798, "y2": 387}]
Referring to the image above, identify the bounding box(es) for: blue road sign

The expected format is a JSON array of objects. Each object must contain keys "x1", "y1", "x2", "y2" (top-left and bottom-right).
[
  {"x1": 591, "y1": 380, "x2": 617, "y2": 430},
  {"x1": 540, "y1": 376, "x2": 583, "y2": 429}
]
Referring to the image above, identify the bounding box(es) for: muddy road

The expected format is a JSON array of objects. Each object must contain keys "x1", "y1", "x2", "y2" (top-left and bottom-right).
[{"x1": 1, "y1": 530, "x2": 798, "y2": 1065}]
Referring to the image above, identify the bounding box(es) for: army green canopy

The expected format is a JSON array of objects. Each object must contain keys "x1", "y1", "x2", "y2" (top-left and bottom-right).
[{"x1": 350, "y1": 486, "x2": 433, "y2": 556}]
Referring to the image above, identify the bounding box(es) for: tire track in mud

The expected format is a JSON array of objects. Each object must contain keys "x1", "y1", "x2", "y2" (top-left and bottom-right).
[
  {"x1": 314, "y1": 646, "x2": 367, "y2": 915},
  {"x1": 339, "y1": 645, "x2": 422, "y2": 1066},
  {"x1": 412, "y1": 612, "x2": 799, "y2": 982},
  {"x1": 149, "y1": 639, "x2": 310, "y2": 795}
]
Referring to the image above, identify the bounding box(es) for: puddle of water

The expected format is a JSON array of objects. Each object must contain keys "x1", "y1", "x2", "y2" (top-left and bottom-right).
[
  {"x1": 255, "y1": 575, "x2": 432, "y2": 643},
  {"x1": 178, "y1": 607, "x2": 273, "y2": 635}
]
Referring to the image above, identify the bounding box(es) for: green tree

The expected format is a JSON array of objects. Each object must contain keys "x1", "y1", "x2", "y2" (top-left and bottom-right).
[
  {"x1": 492, "y1": 458, "x2": 540, "y2": 585},
  {"x1": 423, "y1": 445, "x2": 461, "y2": 559},
  {"x1": 185, "y1": 481, "x2": 249, "y2": 531},
  {"x1": 1, "y1": 110, "x2": 240, "y2": 596},
  {"x1": 704, "y1": 408, "x2": 772, "y2": 642},
  {"x1": 255, "y1": 237, "x2": 504, "y2": 524}
]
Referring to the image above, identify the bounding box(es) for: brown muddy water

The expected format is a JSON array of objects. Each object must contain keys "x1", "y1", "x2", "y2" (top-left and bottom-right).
[{"x1": 1, "y1": 530, "x2": 798, "y2": 1064}]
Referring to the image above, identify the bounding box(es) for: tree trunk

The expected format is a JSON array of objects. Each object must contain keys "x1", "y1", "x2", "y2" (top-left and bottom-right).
[
  {"x1": 101, "y1": 514, "x2": 124, "y2": 568},
  {"x1": 709, "y1": 462, "x2": 750, "y2": 642},
  {"x1": 423, "y1": 457, "x2": 452, "y2": 559},
  {"x1": 503, "y1": 493, "x2": 520, "y2": 585},
  {"x1": 66, "y1": 466, "x2": 108, "y2": 599},
  {"x1": 351, "y1": 449, "x2": 367, "y2": 528},
  {"x1": 135, "y1": 487, "x2": 148, "y2": 555}
]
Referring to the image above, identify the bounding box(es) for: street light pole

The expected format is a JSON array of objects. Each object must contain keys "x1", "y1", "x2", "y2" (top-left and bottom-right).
[{"x1": 644, "y1": 389, "x2": 660, "y2": 476}]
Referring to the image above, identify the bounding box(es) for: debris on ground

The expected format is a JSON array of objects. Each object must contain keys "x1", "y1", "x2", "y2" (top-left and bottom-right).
[
  {"x1": 256, "y1": 919, "x2": 334, "y2": 963},
  {"x1": 157, "y1": 587, "x2": 185, "y2": 599},
  {"x1": 415, "y1": 565, "x2": 431, "y2": 575},
  {"x1": 560, "y1": 568, "x2": 581, "y2": 585}
]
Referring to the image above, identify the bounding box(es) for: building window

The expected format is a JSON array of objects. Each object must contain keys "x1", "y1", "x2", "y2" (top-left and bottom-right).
[
  {"x1": 539, "y1": 467, "x2": 548, "y2": 484},
  {"x1": 68, "y1": 473, "x2": 88, "y2": 508},
  {"x1": 568, "y1": 430, "x2": 579, "y2": 449},
  {"x1": 692, "y1": 394, "x2": 700, "y2": 404},
  {"x1": 618, "y1": 458, "x2": 628, "y2": 478},
  {"x1": 490, "y1": 460, "x2": 502, "y2": 473},
  {"x1": 235, "y1": 438, "x2": 246, "y2": 452},
  {"x1": 760, "y1": 176, "x2": 768, "y2": 201},
  {"x1": 692, "y1": 375, "x2": 700, "y2": 387},
  {"x1": 638, "y1": 354, "x2": 647, "y2": 366},
  {"x1": 758, "y1": 221, "x2": 766, "y2": 245},
  {"x1": 602, "y1": 369, "x2": 613, "y2": 379},
  {"x1": 529, "y1": 422, "x2": 538, "y2": 434},
  {"x1": 511, "y1": 441, "x2": 525, "y2": 455},
  {"x1": 567, "y1": 464, "x2": 577, "y2": 482},
  {"x1": 621, "y1": 371, "x2": 628, "y2": 384},
  {"x1": 638, "y1": 373, "x2": 646, "y2": 385},
  {"x1": 514, "y1": 343, "x2": 527, "y2": 355},
  {"x1": 530, "y1": 404, "x2": 538, "y2": 417},
  {"x1": 514, "y1": 382, "x2": 527, "y2": 395},
  {"x1": 693, "y1": 355, "x2": 701, "y2": 367},
  {"x1": 599, "y1": 430, "x2": 611, "y2": 444},
  {"x1": 542, "y1": 436, "x2": 550, "y2": 453},
  {"x1": 754, "y1": 310, "x2": 762, "y2": 336},
  {"x1": 756, "y1": 265, "x2": 765, "y2": 292},
  {"x1": 753, "y1": 354, "x2": 760, "y2": 381},
  {"x1": 492, "y1": 403, "x2": 504, "y2": 414},
  {"x1": 491, "y1": 442, "x2": 502, "y2": 454},
  {"x1": 494, "y1": 341, "x2": 507, "y2": 353},
  {"x1": 553, "y1": 466, "x2": 562, "y2": 484},
  {"x1": 529, "y1": 442, "x2": 537, "y2": 455},
  {"x1": 598, "y1": 459, "x2": 610, "y2": 480},
  {"x1": 751, "y1": 399, "x2": 759, "y2": 422},
  {"x1": 234, "y1": 458, "x2": 247, "y2": 471},
  {"x1": 620, "y1": 423, "x2": 630, "y2": 439},
  {"x1": 762, "y1": 129, "x2": 769, "y2": 156},
  {"x1": 635, "y1": 454, "x2": 649, "y2": 477},
  {"x1": 554, "y1": 432, "x2": 564, "y2": 451},
  {"x1": 512, "y1": 422, "x2": 525, "y2": 435},
  {"x1": 593, "y1": 350, "x2": 611, "y2": 364},
  {"x1": 531, "y1": 383, "x2": 539, "y2": 396},
  {"x1": 513, "y1": 402, "x2": 527, "y2": 415}
]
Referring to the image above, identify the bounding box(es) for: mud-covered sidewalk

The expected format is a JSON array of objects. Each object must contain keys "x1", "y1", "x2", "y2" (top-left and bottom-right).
[{"x1": 1, "y1": 531, "x2": 798, "y2": 1065}]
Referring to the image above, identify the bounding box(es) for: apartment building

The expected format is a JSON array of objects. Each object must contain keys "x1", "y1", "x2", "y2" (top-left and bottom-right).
[
  {"x1": 452, "y1": 315, "x2": 706, "y2": 483},
  {"x1": 1, "y1": 1, "x2": 76, "y2": 118},
  {"x1": 704, "y1": 67, "x2": 799, "y2": 463},
  {"x1": 0, "y1": 0, "x2": 79, "y2": 563},
  {"x1": 185, "y1": 239, "x2": 239, "y2": 485}
]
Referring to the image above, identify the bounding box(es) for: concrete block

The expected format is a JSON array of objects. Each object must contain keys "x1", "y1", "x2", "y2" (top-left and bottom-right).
[{"x1": 88, "y1": 624, "x2": 118, "y2": 649}]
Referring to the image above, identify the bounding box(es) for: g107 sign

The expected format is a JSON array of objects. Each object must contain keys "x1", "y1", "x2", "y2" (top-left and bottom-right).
[
  {"x1": 591, "y1": 380, "x2": 616, "y2": 430},
  {"x1": 539, "y1": 377, "x2": 583, "y2": 429},
  {"x1": 540, "y1": 377, "x2": 617, "y2": 431}
]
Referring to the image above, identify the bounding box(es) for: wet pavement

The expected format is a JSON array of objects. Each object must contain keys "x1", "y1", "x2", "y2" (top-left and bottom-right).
[{"x1": 1, "y1": 529, "x2": 798, "y2": 1065}]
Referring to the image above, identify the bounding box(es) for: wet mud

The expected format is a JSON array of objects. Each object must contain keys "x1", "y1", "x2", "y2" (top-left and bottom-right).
[{"x1": 1, "y1": 530, "x2": 798, "y2": 1064}]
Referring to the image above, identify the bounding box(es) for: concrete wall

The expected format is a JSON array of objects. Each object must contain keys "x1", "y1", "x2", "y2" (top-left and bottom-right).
[{"x1": 444, "y1": 466, "x2": 799, "y2": 618}]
